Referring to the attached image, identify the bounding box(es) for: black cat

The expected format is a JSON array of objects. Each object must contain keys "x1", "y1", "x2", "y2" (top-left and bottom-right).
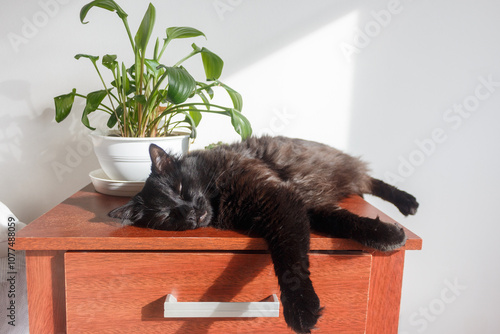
[{"x1": 109, "y1": 135, "x2": 418, "y2": 333}]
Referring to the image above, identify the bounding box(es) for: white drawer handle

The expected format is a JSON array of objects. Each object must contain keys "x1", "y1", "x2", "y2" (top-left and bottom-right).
[{"x1": 164, "y1": 294, "x2": 280, "y2": 318}]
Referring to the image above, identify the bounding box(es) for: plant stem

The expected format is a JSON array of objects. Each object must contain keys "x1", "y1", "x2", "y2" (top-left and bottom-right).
[
  {"x1": 174, "y1": 49, "x2": 200, "y2": 67},
  {"x1": 92, "y1": 62, "x2": 117, "y2": 113},
  {"x1": 96, "y1": 104, "x2": 114, "y2": 113},
  {"x1": 168, "y1": 102, "x2": 231, "y2": 114},
  {"x1": 122, "y1": 17, "x2": 135, "y2": 52},
  {"x1": 74, "y1": 93, "x2": 88, "y2": 99},
  {"x1": 120, "y1": 62, "x2": 128, "y2": 137},
  {"x1": 134, "y1": 51, "x2": 143, "y2": 136},
  {"x1": 157, "y1": 39, "x2": 170, "y2": 61},
  {"x1": 195, "y1": 82, "x2": 218, "y2": 92}
]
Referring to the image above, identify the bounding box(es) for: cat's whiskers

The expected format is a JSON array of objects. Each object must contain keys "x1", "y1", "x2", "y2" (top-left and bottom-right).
[{"x1": 201, "y1": 174, "x2": 216, "y2": 197}]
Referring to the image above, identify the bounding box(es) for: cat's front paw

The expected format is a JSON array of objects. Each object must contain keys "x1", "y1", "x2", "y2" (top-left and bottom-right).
[
  {"x1": 281, "y1": 289, "x2": 322, "y2": 334},
  {"x1": 396, "y1": 192, "x2": 419, "y2": 216}
]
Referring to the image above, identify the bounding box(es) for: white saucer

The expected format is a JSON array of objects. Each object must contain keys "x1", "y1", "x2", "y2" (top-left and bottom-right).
[{"x1": 89, "y1": 169, "x2": 145, "y2": 197}]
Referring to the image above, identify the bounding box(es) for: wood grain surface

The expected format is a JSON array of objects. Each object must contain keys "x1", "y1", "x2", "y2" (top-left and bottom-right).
[
  {"x1": 65, "y1": 252, "x2": 372, "y2": 333},
  {"x1": 25, "y1": 251, "x2": 66, "y2": 334},
  {"x1": 366, "y1": 250, "x2": 406, "y2": 334}
]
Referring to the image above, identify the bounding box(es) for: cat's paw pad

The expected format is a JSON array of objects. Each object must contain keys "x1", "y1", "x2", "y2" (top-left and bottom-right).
[
  {"x1": 281, "y1": 289, "x2": 322, "y2": 333},
  {"x1": 397, "y1": 193, "x2": 419, "y2": 216},
  {"x1": 366, "y1": 221, "x2": 407, "y2": 252}
]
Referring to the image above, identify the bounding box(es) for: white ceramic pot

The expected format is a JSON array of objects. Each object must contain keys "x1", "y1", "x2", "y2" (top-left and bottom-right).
[{"x1": 90, "y1": 132, "x2": 190, "y2": 181}]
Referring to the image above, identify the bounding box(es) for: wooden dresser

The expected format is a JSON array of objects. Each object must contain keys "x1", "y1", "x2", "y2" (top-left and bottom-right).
[{"x1": 16, "y1": 185, "x2": 421, "y2": 333}]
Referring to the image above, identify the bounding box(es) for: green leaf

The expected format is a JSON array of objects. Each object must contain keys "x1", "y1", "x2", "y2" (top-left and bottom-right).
[
  {"x1": 54, "y1": 89, "x2": 76, "y2": 122},
  {"x1": 107, "y1": 104, "x2": 123, "y2": 128},
  {"x1": 107, "y1": 113, "x2": 117, "y2": 128},
  {"x1": 134, "y1": 3, "x2": 156, "y2": 54},
  {"x1": 200, "y1": 47, "x2": 224, "y2": 81},
  {"x1": 111, "y1": 62, "x2": 133, "y2": 94},
  {"x1": 196, "y1": 91, "x2": 210, "y2": 110},
  {"x1": 75, "y1": 53, "x2": 99, "y2": 65},
  {"x1": 189, "y1": 107, "x2": 202, "y2": 127},
  {"x1": 80, "y1": 0, "x2": 128, "y2": 24},
  {"x1": 144, "y1": 58, "x2": 161, "y2": 77},
  {"x1": 158, "y1": 66, "x2": 196, "y2": 104},
  {"x1": 132, "y1": 94, "x2": 147, "y2": 106},
  {"x1": 110, "y1": 80, "x2": 135, "y2": 95},
  {"x1": 153, "y1": 37, "x2": 160, "y2": 60},
  {"x1": 127, "y1": 64, "x2": 136, "y2": 79},
  {"x1": 81, "y1": 89, "x2": 109, "y2": 130},
  {"x1": 219, "y1": 82, "x2": 242, "y2": 111},
  {"x1": 197, "y1": 82, "x2": 214, "y2": 99},
  {"x1": 229, "y1": 109, "x2": 252, "y2": 139},
  {"x1": 120, "y1": 62, "x2": 130, "y2": 94},
  {"x1": 180, "y1": 110, "x2": 197, "y2": 139},
  {"x1": 102, "y1": 54, "x2": 118, "y2": 70},
  {"x1": 156, "y1": 89, "x2": 168, "y2": 103},
  {"x1": 165, "y1": 27, "x2": 206, "y2": 42}
]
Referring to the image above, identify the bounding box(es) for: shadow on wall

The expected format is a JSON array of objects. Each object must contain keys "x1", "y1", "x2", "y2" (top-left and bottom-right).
[
  {"x1": 200, "y1": 0, "x2": 360, "y2": 77},
  {"x1": 0, "y1": 79, "x2": 99, "y2": 222},
  {"x1": 0, "y1": 80, "x2": 48, "y2": 165}
]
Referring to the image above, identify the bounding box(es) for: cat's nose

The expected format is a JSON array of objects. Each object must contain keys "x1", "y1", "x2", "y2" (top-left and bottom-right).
[
  {"x1": 178, "y1": 204, "x2": 193, "y2": 217},
  {"x1": 180, "y1": 206, "x2": 197, "y2": 228}
]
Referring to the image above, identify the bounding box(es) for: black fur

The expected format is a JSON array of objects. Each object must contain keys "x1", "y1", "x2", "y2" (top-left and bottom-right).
[{"x1": 108, "y1": 135, "x2": 418, "y2": 333}]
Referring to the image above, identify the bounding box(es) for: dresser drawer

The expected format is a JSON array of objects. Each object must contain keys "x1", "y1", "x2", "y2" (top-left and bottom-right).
[{"x1": 64, "y1": 251, "x2": 372, "y2": 333}]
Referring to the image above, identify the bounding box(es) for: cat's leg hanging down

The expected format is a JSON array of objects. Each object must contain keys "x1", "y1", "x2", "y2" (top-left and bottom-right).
[
  {"x1": 309, "y1": 207, "x2": 407, "y2": 251},
  {"x1": 223, "y1": 182, "x2": 321, "y2": 334}
]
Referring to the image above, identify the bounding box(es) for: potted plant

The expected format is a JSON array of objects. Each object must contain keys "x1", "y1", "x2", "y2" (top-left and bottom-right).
[{"x1": 54, "y1": 0, "x2": 252, "y2": 181}]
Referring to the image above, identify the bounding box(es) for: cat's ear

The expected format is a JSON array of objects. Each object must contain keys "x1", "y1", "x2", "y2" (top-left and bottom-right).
[
  {"x1": 108, "y1": 200, "x2": 137, "y2": 225},
  {"x1": 149, "y1": 144, "x2": 174, "y2": 175}
]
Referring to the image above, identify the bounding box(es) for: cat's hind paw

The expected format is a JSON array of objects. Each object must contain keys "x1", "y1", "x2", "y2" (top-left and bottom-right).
[{"x1": 364, "y1": 220, "x2": 407, "y2": 252}]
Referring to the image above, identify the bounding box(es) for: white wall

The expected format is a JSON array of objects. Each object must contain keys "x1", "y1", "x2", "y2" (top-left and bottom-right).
[{"x1": 1, "y1": 0, "x2": 499, "y2": 333}]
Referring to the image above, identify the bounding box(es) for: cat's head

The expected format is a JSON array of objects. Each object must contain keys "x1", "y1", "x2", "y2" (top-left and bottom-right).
[{"x1": 108, "y1": 144, "x2": 212, "y2": 231}]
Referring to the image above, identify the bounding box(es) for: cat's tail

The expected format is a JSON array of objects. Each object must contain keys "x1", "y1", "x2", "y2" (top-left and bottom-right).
[{"x1": 368, "y1": 178, "x2": 419, "y2": 216}]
